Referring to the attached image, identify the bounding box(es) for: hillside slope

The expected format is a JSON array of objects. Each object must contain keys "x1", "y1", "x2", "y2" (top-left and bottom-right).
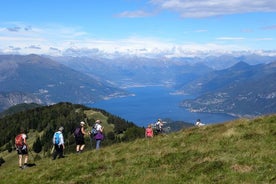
[
  {"x1": 0, "y1": 114, "x2": 275, "y2": 183},
  {"x1": 0, "y1": 54, "x2": 127, "y2": 111},
  {"x1": 181, "y1": 61, "x2": 276, "y2": 117}
]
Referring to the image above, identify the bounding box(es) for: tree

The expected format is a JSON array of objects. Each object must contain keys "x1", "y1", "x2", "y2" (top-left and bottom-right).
[
  {"x1": 33, "y1": 137, "x2": 42, "y2": 153},
  {"x1": 5, "y1": 142, "x2": 13, "y2": 153},
  {"x1": 0, "y1": 157, "x2": 5, "y2": 166},
  {"x1": 122, "y1": 127, "x2": 144, "y2": 141}
]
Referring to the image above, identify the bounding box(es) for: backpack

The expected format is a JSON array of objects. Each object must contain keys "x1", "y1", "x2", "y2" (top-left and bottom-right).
[
  {"x1": 53, "y1": 132, "x2": 61, "y2": 144},
  {"x1": 15, "y1": 134, "x2": 24, "y2": 147},
  {"x1": 74, "y1": 127, "x2": 81, "y2": 137},
  {"x1": 91, "y1": 126, "x2": 98, "y2": 136}
]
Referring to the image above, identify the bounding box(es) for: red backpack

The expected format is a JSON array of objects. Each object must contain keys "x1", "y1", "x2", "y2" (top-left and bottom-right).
[{"x1": 15, "y1": 134, "x2": 24, "y2": 147}]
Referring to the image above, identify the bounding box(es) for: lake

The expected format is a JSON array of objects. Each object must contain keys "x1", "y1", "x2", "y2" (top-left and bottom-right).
[{"x1": 89, "y1": 86, "x2": 237, "y2": 127}]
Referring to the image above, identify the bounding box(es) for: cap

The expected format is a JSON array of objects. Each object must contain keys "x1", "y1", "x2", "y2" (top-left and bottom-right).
[
  {"x1": 59, "y1": 126, "x2": 64, "y2": 131},
  {"x1": 80, "y1": 121, "x2": 85, "y2": 125}
]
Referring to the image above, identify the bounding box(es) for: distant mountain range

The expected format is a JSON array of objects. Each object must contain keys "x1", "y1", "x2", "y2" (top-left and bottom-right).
[
  {"x1": 0, "y1": 54, "x2": 127, "y2": 111},
  {"x1": 0, "y1": 54, "x2": 275, "y2": 117},
  {"x1": 181, "y1": 61, "x2": 276, "y2": 117}
]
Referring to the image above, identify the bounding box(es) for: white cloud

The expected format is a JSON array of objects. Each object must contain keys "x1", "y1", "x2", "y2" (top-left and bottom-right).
[
  {"x1": 254, "y1": 37, "x2": 273, "y2": 40},
  {"x1": 116, "y1": 10, "x2": 155, "y2": 18},
  {"x1": 0, "y1": 22, "x2": 275, "y2": 57},
  {"x1": 150, "y1": 0, "x2": 276, "y2": 18},
  {"x1": 216, "y1": 37, "x2": 245, "y2": 40}
]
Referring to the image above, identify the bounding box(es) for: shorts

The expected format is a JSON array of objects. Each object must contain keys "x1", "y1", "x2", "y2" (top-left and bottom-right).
[
  {"x1": 17, "y1": 145, "x2": 28, "y2": 155},
  {"x1": 75, "y1": 136, "x2": 85, "y2": 145}
]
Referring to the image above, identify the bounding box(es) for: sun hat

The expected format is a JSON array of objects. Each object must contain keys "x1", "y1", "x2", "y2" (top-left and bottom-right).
[{"x1": 59, "y1": 126, "x2": 64, "y2": 131}]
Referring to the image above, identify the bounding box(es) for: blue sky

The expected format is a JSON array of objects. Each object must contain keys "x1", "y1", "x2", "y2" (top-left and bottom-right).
[{"x1": 0, "y1": 0, "x2": 275, "y2": 57}]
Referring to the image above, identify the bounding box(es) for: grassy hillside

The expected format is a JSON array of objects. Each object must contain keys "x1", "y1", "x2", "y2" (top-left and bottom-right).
[
  {"x1": 0, "y1": 114, "x2": 275, "y2": 184},
  {"x1": 0, "y1": 102, "x2": 144, "y2": 155}
]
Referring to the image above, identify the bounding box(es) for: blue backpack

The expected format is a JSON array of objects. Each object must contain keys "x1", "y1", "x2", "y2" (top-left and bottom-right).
[{"x1": 54, "y1": 132, "x2": 61, "y2": 144}]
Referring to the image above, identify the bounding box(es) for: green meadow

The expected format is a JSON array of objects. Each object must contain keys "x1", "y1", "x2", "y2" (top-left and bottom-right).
[{"x1": 0, "y1": 114, "x2": 275, "y2": 184}]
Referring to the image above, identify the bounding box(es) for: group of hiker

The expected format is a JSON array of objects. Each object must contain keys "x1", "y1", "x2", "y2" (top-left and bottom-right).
[
  {"x1": 15, "y1": 118, "x2": 204, "y2": 169},
  {"x1": 14, "y1": 119, "x2": 104, "y2": 169},
  {"x1": 145, "y1": 118, "x2": 205, "y2": 138},
  {"x1": 145, "y1": 119, "x2": 164, "y2": 138},
  {"x1": 52, "y1": 119, "x2": 104, "y2": 160}
]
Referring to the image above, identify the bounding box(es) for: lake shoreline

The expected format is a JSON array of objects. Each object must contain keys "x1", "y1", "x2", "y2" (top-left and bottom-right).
[{"x1": 89, "y1": 86, "x2": 237, "y2": 127}]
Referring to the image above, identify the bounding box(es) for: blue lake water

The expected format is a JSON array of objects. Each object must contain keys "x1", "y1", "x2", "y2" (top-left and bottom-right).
[{"x1": 89, "y1": 86, "x2": 237, "y2": 127}]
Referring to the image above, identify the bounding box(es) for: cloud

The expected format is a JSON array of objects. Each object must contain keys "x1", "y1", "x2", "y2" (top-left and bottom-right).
[
  {"x1": 150, "y1": 0, "x2": 276, "y2": 18},
  {"x1": 9, "y1": 46, "x2": 21, "y2": 51},
  {"x1": 261, "y1": 24, "x2": 276, "y2": 30},
  {"x1": 49, "y1": 47, "x2": 61, "y2": 51},
  {"x1": 216, "y1": 37, "x2": 245, "y2": 40},
  {"x1": 116, "y1": 10, "x2": 155, "y2": 18},
  {"x1": 0, "y1": 22, "x2": 275, "y2": 57},
  {"x1": 27, "y1": 45, "x2": 41, "y2": 50},
  {"x1": 254, "y1": 37, "x2": 273, "y2": 41},
  {"x1": 7, "y1": 26, "x2": 21, "y2": 32}
]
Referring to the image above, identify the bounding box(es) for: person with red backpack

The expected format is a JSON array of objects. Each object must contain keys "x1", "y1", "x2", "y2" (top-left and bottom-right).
[{"x1": 15, "y1": 128, "x2": 28, "y2": 169}]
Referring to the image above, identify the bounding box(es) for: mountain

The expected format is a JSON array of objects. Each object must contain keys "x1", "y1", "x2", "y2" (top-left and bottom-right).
[
  {"x1": 1, "y1": 54, "x2": 275, "y2": 117},
  {"x1": 37, "y1": 55, "x2": 276, "y2": 117},
  {"x1": 0, "y1": 92, "x2": 42, "y2": 113},
  {"x1": 181, "y1": 61, "x2": 276, "y2": 117},
  {"x1": 0, "y1": 114, "x2": 275, "y2": 183},
  {"x1": 51, "y1": 56, "x2": 213, "y2": 88},
  {"x1": 0, "y1": 102, "x2": 42, "y2": 118},
  {"x1": 0, "y1": 54, "x2": 128, "y2": 111}
]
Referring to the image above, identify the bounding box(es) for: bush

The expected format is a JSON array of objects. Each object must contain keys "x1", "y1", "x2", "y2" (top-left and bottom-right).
[{"x1": 0, "y1": 157, "x2": 5, "y2": 166}]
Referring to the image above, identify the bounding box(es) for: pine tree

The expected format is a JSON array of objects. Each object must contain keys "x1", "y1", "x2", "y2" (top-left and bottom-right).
[{"x1": 33, "y1": 137, "x2": 42, "y2": 153}]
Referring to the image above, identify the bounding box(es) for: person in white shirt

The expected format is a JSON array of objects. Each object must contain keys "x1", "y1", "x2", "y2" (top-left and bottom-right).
[
  {"x1": 94, "y1": 120, "x2": 104, "y2": 149},
  {"x1": 195, "y1": 119, "x2": 205, "y2": 127},
  {"x1": 52, "y1": 127, "x2": 65, "y2": 160},
  {"x1": 155, "y1": 119, "x2": 164, "y2": 133}
]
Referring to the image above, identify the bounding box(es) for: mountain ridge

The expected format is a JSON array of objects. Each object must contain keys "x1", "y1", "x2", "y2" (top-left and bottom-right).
[
  {"x1": 181, "y1": 61, "x2": 276, "y2": 117},
  {"x1": 0, "y1": 54, "x2": 128, "y2": 111}
]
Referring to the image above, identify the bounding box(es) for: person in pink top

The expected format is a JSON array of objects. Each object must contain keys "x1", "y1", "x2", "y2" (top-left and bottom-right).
[{"x1": 145, "y1": 125, "x2": 154, "y2": 138}]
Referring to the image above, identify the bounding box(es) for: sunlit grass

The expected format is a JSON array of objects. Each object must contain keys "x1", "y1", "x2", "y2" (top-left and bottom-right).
[{"x1": 0, "y1": 114, "x2": 275, "y2": 183}]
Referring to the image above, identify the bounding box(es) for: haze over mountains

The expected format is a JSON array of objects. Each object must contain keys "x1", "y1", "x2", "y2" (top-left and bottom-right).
[{"x1": 0, "y1": 54, "x2": 275, "y2": 118}]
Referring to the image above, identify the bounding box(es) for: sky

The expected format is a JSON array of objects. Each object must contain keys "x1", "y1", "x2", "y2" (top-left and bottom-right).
[{"x1": 0, "y1": 0, "x2": 276, "y2": 58}]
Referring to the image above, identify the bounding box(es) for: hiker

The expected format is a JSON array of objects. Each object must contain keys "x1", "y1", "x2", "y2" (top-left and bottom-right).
[
  {"x1": 52, "y1": 126, "x2": 65, "y2": 160},
  {"x1": 195, "y1": 119, "x2": 205, "y2": 127},
  {"x1": 145, "y1": 124, "x2": 154, "y2": 138},
  {"x1": 15, "y1": 128, "x2": 28, "y2": 169},
  {"x1": 94, "y1": 119, "x2": 104, "y2": 150},
  {"x1": 75, "y1": 121, "x2": 88, "y2": 153},
  {"x1": 155, "y1": 119, "x2": 164, "y2": 133}
]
